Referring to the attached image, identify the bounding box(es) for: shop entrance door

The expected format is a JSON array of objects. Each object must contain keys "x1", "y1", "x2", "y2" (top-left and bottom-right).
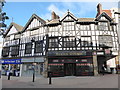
[{"x1": 64, "y1": 63, "x2": 76, "y2": 76}]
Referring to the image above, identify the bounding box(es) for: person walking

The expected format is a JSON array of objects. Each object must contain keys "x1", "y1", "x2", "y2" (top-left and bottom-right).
[{"x1": 102, "y1": 64, "x2": 106, "y2": 75}]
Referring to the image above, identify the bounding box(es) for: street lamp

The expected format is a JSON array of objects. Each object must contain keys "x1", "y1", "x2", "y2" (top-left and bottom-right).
[{"x1": 31, "y1": 38, "x2": 35, "y2": 82}]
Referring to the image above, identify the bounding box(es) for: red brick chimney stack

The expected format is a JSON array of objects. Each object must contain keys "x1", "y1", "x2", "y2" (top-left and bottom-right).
[
  {"x1": 51, "y1": 11, "x2": 60, "y2": 20},
  {"x1": 56, "y1": 15, "x2": 60, "y2": 19},
  {"x1": 52, "y1": 11, "x2": 56, "y2": 20},
  {"x1": 97, "y1": 3, "x2": 102, "y2": 15}
]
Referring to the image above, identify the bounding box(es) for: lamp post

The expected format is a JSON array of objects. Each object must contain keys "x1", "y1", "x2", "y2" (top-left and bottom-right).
[{"x1": 31, "y1": 38, "x2": 35, "y2": 82}]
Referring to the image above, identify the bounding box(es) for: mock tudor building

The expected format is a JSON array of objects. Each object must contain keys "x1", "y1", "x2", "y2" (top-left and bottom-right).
[{"x1": 1, "y1": 3, "x2": 119, "y2": 77}]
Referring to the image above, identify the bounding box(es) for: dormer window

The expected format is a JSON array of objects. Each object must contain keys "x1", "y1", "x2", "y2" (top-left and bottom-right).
[{"x1": 98, "y1": 22, "x2": 109, "y2": 30}]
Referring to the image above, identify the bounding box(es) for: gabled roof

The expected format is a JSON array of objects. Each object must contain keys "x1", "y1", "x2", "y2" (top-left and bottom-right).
[
  {"x1": 96, "y1": 12, "x2": 113, "y2": 21},
  {"x1": 60, "y1": 10, "x2": 78, "y2": 21},
  {"x1": 102, "y1": 10, "x2": 112, "y2": 17},
  {"x1": 21, "y1": 14, "x2": 46, "y2": 32},
  {"x1": 4, "y1": 22, "x2": 23, "y2": 37}
]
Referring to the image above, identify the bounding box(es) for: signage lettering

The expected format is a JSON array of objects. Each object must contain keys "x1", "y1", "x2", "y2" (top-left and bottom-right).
[
  {"x1": 48, "y1": 51, "x2": 86, "y2": 56},
  {"x1": 2, "y1": 59, "x2": 21, "y2": 64}
]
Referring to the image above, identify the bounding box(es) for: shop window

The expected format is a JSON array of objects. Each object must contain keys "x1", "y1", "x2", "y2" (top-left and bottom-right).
[
  {"x1": 2, "y1": 47, "x2": 10, "y2": 57},
  {"x1": 11, "y1": 45, "x2": 19, "y2": 56},
  {"x1": 76, "y1": 61, "x2": 94, "y2": 76},
  {"x1": 22, "y1": 63, "x2": 43, "y2": 76},
  {"x1": 49, "y1": 64, "x2": 64, "y2": 72},
  {"x1": 34, "y1": 41, "x2": 43, "y2": 53},
  {"x1": 25, "y1": 42, "x2": 32, "y2": 54}
]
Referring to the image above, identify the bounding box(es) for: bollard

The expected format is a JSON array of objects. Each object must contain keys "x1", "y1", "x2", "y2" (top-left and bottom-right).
[
  {"x1": 49, "y1": 72, "x2": 52, "y2": 84},
  {"x1": 8, "y1": 73, "x2": 11, "y2": 80},
  {"x1": 32, "y1": 64, "x2": 36, "y2": 82},
  {"x1": 32, "y1": 68, "x2": 35, "y2": 82}
]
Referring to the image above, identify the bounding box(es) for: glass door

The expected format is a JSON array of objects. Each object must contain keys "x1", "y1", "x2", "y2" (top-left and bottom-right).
[{"x1": 64, "y1": 63, "x2": 76, "y2": 76}]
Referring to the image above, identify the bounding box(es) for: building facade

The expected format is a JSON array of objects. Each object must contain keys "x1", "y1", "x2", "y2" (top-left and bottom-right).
[{"x1": 1, "y1": 4, "x2": 119, "y2": 77}]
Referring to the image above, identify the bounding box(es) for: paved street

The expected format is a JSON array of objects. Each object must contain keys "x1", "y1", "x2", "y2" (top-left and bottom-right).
[{"x1": 1, "y1": 74, "x2": 119, "y2": 88}]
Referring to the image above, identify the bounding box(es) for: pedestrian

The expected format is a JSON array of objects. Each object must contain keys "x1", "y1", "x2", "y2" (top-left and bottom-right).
[{"x1": 102, "y1": 64, "x2": 106, "y2": 75}]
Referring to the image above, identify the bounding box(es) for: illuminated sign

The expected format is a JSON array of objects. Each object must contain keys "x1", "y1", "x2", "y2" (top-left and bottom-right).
[{"x1": 47, "y1": 51, "x2": 86, "y2": 56}]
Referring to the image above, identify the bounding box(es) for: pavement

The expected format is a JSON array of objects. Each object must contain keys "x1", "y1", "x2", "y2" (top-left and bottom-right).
[{"x1": 1, "y1": 74, "x2": 119, "y2": 88}]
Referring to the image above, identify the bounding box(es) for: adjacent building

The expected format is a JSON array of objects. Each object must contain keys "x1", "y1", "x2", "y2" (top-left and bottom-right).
[{"x1": 1, "y1": 3, "x2": 119, "y2": 77}]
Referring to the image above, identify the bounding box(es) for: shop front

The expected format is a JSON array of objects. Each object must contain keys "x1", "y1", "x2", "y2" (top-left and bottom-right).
[
  {"x1": 1, "y1": 58, "x2": 21, "y2": 76},
  {"x1": 21, "y1": 57, "x2": 44, "y2": 77},
  {"x1": 47, "y1": 51, "x2": 94, "y2": 77}
]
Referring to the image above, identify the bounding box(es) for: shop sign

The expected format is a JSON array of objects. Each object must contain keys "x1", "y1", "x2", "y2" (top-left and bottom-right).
[
  {"x1": 47, "y1": 51, "x2": 86, "y2": 56},
  {"x1": 2, "y1": 59, "x2": 21, "y2": 64},
  {"x1": 97, "y1": 52, "x2": 104, "y2": 55}
]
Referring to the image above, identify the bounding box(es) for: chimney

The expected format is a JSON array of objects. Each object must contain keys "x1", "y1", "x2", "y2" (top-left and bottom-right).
[
  {"x1": 97, "y1": 3, "x2": 102, "y2": 15},
  {"x1": 52, "y1": 11, "x2": 56, "y2": 20},
  {"x1": 56, "y1": 15, "x2": 60, "y2": 19}
]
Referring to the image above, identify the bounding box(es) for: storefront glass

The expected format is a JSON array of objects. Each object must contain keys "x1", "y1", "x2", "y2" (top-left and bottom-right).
[
  {"x1": 22, "y1": 63, "x2": 44, "y2": 77},
  {"x1": 48, "y1": 57, "x2": 94, "y2": 76}
]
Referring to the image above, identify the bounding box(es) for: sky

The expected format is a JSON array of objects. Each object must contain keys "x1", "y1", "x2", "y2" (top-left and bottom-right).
[
  {"x1": 0, "y1": 1, "x2": 119, "y2": 57},
  {"x1": 2, "y1": 2, "x2": 119, "y2": 27}
]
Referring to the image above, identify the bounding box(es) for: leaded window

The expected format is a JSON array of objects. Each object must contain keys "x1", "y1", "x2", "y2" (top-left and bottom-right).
[
  {"x1": 98, "y1": 35, "x2": 113, "y2": 47},
  {"x1": 34, "y1": 41, "x2": 43, "y2": 53},
  {"x1": 30, "y1": 29, "x2": 38, "y2": 36},
  {"x1": 63, "y1": 22, "x2": 74, "y2": 31},
  {"x1": 63, "y1": 22, "x2": 75, "y2": 36},
  {"x1": 98, "y1": 22, "x2": 108, "y2": 30},
  {"x1": 81, "y1": 36, "x2": 91, "y2": 47},
  {"x1": 49, "y1": 37, "x2": 59, "y2": 48},
  {"x1": 2, "y1": 47, "x2": 10, "y2": 57},
  {"x1": 11, "y1": 45, "x2": 19, "y2": 56},
  {"x1": 14, "y1": 34, "x2": 20, "y2": 39},
  {"x1": 80, "y1": 25, "x2": 90, "y2": 30},
  {"x1": 63, "y1": 36, "x2": 75, "y2": 48},
  {"x1": 25, "y1": 43, "x2": 32, "y2": 54}
]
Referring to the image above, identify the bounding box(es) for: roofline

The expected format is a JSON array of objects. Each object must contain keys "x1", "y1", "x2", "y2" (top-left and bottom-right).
[
  {"x1": 4, "y1": 22, "x2": 23, "y2": 37},
  {"x1": 21, "y1": 14, "x2": 46, "y2": 33}
]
